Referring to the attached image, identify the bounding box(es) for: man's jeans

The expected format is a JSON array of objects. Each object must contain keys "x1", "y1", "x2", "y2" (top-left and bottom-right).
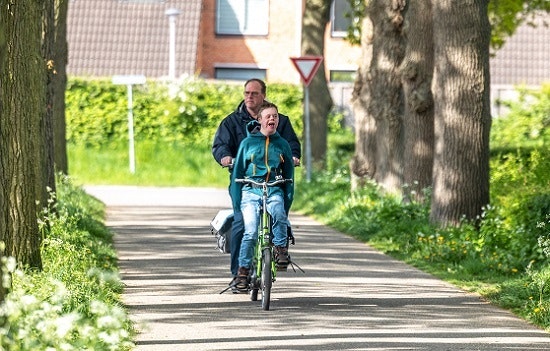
[
  {"x1": 229, "y1": 211, "x2": 243, "y2": 276},
  {"x1": 238, "y1": 192, "x2": 289, "y2": 269}
]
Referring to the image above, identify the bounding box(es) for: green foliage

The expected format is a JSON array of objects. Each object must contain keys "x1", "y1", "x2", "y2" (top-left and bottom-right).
[
  {"x1": 266, "y1": 83, "x2": 304, "y2": 135},
  {"x1": 344, "y1": 0, "x2": 365, "y2": 46},
  {"x1": 0, "y1": 175, "x2": 133, "y2": 350},
  {"x1": 489, "y1": 1, "x2": 550, "y2": 50},
  {"x1": 491, "y1": 84, "x2": 550, "y2": 148},
  {"x1": 66, "y1": 77, "x2": 303, "y2": 149},
  {"x1": 66, "y1": 78, "x2": 129, "y2": 147}
]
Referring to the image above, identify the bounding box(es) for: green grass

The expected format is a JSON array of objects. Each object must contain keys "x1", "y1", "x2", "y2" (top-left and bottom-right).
[
  {"x1": 68, "y1": 141, "x2": 229, "y2": 187},
  {"x1": 69, "y1": 140, "x2": 305, "y2": 188}
]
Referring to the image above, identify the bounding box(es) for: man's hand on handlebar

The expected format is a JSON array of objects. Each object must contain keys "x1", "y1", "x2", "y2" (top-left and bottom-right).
[{"x1": 221, "y1": 156, "x2": 233, "y2": 168}]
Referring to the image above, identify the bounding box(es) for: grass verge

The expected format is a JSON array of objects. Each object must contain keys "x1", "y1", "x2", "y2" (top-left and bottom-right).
[{"x1": 0, "y1": 175, "x2": 134, "y2": 350}]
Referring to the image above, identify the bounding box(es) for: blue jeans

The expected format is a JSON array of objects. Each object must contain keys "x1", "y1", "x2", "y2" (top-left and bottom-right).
[
  {"x1": 230, "y1": 211, "x2": 243, "y2": 276},
  {"x1": 238, "y1": 191, "x2": 289, "y2": 269}
]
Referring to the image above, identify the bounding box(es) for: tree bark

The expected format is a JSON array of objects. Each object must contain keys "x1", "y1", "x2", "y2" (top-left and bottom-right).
[
  {"x1": 302, "y1": 0, "x2": 333, "y2": 170},
  {"x1": 53, "y1": 0, "x2": 69, "y2": 174},
  {"x1": 351, "y1": 0, "x2": 406, "y2": 193},
  {"x1": 0, "y1": 0, "x2": 6, "y2": 302},
  {"x1": 0, "y1": 0, "x2": 44, "y2": 269},
  {"x1": 430, "y1": 0, "x2": 491, "y2": 226},
  {"x1": 40, "y1": 0, "x2": 57, "y2": 207},
  {"x1": 350, "y1": 15, "x2": 376, "y2": 190},
  {"x1": 400, "y1": 0, "x2": 434, "y2": 202}
]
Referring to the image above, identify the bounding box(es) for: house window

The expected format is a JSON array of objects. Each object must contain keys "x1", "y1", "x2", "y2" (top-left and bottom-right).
[
  {"x1": 216, "y1": 0, "x2": 269, "y2": 35},
  {"x1": 330, "y1": 70, "x2": 356, "y2": 82},
  {"x1": 215, "y1": 67, "x2": 267, "y2": 81},
  {"x1": 331, "y1": 0, "x2": 352, "y2": 37}
]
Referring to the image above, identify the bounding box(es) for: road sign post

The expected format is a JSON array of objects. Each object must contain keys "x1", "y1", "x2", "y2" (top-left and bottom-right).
[
  {"x1": 290, "y1": 56, "x2": 323, "y2": 182},
  {"x1": 112, "y1": 75, "x2": 146, "y2": 174}
]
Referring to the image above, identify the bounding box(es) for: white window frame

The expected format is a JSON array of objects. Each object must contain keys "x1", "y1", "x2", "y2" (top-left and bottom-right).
[
  {"x1": 331, "y1": 0, "x2": 352, "y2": 38},
  {"x1": 216, "y1": 0, "x2": 269, "y2": 36},
  {"x1": 215, "y1": 66, "x2": 267, "y2": 81}
]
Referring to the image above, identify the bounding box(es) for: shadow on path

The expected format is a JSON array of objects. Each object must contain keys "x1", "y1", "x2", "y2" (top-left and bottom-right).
[{"x1": 100, "y1": 203, "x2": 550, "y2": 351}]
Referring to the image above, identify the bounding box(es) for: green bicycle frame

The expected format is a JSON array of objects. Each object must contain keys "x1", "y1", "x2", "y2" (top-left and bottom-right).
[{"x1": 254, "y1": 192, "x2": 276, "y2": 282}]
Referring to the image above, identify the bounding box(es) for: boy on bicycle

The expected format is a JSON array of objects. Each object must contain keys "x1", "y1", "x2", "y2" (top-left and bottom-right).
[{"x1": 230, "y1": 101, "x2": 295, "y2": 292}]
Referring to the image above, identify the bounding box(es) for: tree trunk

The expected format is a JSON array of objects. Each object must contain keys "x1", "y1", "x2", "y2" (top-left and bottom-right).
[
  {"x1": 0, "y1": 1, "x2": 6, "y2": 302},
  {"x1": 53, "y1": 0, "x2": 69, "y2": 174},
  {"x1": 351, "y1": 0, "x2": 406, "y2": 193},
  {"x1": 350, "y1": 15, "x2": 376, "y2": 190},
  {"x1": 0, "y1": 0, "x2": 44, "y2": 269},
  {"x1": 302, "y1": 0, "x2": 333, "y2": 170},
  {"x1": 399, "y1": 0, "x2": 434, "y2": 202},
  {"x1": 40, "y1": 0, "x2": 57, "y2": 207},
  {"x1": 430, "y1": 0, "x2": 491, "y2": 226}
]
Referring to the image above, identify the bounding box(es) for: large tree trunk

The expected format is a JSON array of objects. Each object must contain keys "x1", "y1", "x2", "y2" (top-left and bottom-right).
[
  {"x1": 40, "y1": 0, "x2": 57, "y2": 207},
  {"x1": 351, "y1": 0, "x2": 406, "y2": 193},
  {"x1": 302, "y1": 0, "x2": 333, "y2": 170},
  {"x1": 0, "y1": 0, "x2": 44, "y2": 269},
  {"x1": 399, "y1": 0, "x2": 434, "y2": 202},
  {"x1": 350, "y1": 15, "x2": 376, "y2": 190},
  {"x1": 53, "y1": 0, "x2": 69, "y2": 174},
  {"x1": 0, "y1": 2, "x2": 6, "y2": 302},
  {"x1": 430, "y1": 0, "x2": 491, "y2": 226}
]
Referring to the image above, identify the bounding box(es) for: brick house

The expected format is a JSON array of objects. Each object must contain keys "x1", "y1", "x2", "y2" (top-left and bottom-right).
[
  {"x1": 67, "y1": 1, "x2": 549, "y2": 115},
  {"x1": 67, "y1": 0, "x2": 360, "y2": 84}
]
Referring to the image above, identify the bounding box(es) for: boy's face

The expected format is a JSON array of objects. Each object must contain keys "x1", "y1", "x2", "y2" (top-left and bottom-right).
[{"x1": 258, "y1": 107, "x2": 279, "y2": 136}]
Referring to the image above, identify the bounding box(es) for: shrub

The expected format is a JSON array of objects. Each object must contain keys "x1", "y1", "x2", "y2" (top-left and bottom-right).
[
  {"x1": 491, "y1": 83, "x2": 550, "y2": 149},
  {"x1": 66, "y1": 77, "x2": 303, "y2": 149}
]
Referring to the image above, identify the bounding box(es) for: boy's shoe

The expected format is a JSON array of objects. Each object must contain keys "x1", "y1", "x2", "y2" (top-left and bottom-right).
[
  {"x1": 275, "y1": 246, "x2": 289, "y2": 270},
  {"x1": 229, "y1": 276, "x2": 239, "y2": 294},
  {"x1": 236, "y1": 267, "x2": 250, "y2": 292}
]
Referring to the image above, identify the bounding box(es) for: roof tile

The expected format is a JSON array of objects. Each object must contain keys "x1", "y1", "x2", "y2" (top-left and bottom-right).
[{"x1": 67, "y1": 0, "x2": 201, "y2": 78}]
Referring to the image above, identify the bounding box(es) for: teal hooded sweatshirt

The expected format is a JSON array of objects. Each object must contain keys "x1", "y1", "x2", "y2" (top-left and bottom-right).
[{"x1": 230, "y1": 122, "x2": 294, "y2": 214}]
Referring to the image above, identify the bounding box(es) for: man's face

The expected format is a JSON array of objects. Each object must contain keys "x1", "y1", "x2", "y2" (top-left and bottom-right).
[
  {"x1": 243, "y1": 81, "x2": 265, "y2": 116},
  {"x1": 258, "y1": 107, "x2": 279, "y2": 136}
]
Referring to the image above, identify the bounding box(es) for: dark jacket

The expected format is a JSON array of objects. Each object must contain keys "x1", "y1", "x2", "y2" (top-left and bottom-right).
[
  {"x1": 211, "y1": 100, "x2": 301, "y2": 167},
  {"x1": 230, "y1": 127, "x2": 294, "y2": 214}
]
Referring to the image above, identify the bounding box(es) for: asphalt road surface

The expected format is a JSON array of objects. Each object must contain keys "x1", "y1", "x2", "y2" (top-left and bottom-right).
[{"x1": 85, "y1": 185, "x2": 550, "y2": 351}]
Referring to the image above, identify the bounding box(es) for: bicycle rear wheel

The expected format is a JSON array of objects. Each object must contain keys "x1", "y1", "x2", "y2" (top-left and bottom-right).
[{"x1": 261, "y1": 248, "x2": 272, "y2": 310}]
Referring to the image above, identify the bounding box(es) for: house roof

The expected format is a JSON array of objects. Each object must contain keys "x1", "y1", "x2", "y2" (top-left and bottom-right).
[
  {"x1": 490, "y1": 15, "x2": 550, "y2": 86},
  {"x1": 67, "y1": 0, "x2": 201, "y2": 79}
]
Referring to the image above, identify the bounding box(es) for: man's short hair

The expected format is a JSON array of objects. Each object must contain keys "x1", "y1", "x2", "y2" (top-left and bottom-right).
[{"x1": 244, "y1": 78, "x2": 267, "y2": 94}]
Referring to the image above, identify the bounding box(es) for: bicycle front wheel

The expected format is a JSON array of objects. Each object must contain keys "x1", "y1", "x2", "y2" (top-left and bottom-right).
[{"x1": 261, "y1": 248, "x2": 272, "y2": 310}]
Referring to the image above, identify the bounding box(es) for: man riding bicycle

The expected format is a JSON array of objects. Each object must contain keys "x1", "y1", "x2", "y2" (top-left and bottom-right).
[{"x1": 230, "y1": 101, "x2": 295, "y2": 292}]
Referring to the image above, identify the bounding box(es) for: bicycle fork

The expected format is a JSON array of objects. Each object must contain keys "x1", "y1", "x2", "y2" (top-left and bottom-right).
[{"x1": 256, "y1": 206, "x2": 276, "y2": 282}]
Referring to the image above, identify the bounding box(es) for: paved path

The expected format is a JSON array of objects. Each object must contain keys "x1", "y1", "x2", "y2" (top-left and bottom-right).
[{"x1": 85, "y1": 186, "x2": 550, "y2": 351}]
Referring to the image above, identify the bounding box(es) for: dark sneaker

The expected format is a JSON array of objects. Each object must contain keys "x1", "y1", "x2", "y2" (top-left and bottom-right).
[
  {"x1": 275, "y1": 246, "x2": 289, "y2": 270},
  {"x1": 229, "y1": 276, "x2": 239, "y2": 294},
  {"x1": 236, "y1": 267, "x2": 250, "y2": 292}
]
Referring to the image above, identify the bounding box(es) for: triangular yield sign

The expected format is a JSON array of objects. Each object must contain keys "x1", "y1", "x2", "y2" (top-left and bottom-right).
[{"x1": 290, "y1": 56, "x2": 323, "y2": 86}]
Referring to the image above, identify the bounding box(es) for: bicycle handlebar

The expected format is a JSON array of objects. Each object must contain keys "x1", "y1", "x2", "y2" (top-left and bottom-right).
[
  {"x1": 235, "y1": 178, "x2": 293, "y2": 187},
  {"x1": 222, "y1": 157, "x2": 300, "y2": 169}
]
